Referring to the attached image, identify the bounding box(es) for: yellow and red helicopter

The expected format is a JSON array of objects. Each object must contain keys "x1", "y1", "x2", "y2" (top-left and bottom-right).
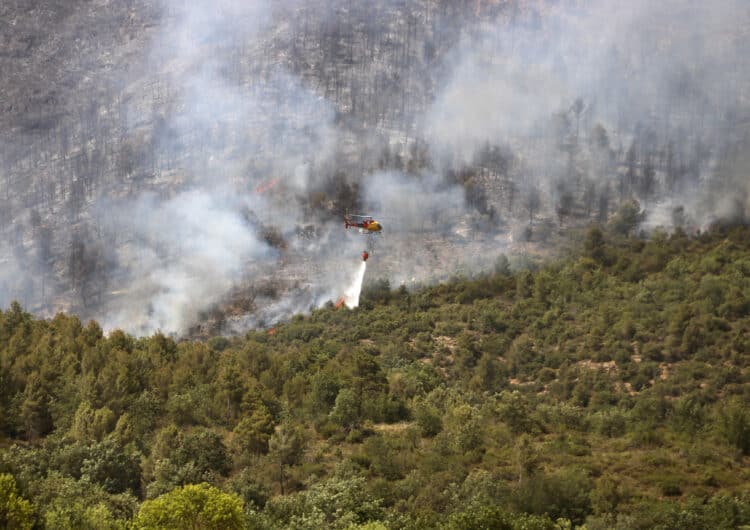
[
  {"x1": 344, "y1": 213, "x2": 382, "y2": 233},
  {"x1": 344, "y1": 213, "x2": 382, "y2": 261}
]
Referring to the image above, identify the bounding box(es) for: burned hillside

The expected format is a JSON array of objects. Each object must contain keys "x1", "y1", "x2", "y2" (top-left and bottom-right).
[{"x1": 1, "y1": 0, "x2": 749, "y2": 334}]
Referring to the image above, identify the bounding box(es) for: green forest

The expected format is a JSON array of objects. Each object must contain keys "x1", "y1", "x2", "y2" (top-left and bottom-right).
[{"x1": 2, "y1": 222, "x2": 750, "y2": 529}]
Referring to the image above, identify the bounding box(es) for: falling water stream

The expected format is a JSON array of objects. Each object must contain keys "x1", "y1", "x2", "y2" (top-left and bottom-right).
[{"x1": 342, "y1": 261, "x2": 367, "y2": 309}]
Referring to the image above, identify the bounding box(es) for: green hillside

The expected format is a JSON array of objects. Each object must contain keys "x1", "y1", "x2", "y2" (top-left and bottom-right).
[{"x1": 2, "y1": 224, "x2": 750, "y2": 529}]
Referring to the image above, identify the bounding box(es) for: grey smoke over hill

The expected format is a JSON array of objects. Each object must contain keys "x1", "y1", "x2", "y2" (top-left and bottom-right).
[
  {"x1": 92, "y1": 0, "x2": 340, "y2": 333},
  {"x1": 426, "y1": 0, "x2": 750, "y2": 215},
  {"x1": 1, "y1": 0, "x2": 749, "y2": 335}
]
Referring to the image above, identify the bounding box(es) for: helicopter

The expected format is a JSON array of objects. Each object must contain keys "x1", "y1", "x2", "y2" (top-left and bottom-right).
[
  {"x1": 344, "y1": 212, "x2": 382, "y2": 261},
  {"x1": 344, "y1": 213, "x2": 383, "y2": 233}
]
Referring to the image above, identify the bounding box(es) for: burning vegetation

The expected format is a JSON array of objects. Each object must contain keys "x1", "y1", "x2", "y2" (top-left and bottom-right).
[{"x1": 0, "y1": 0, "x2": 749, "y2": 336}]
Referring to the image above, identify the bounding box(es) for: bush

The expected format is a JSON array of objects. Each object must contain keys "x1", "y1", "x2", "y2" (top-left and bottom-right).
[
  {"x1": 444, "y1": 503, "x2": 561, "y2": 530},
  {"x1": 174, "y1": 428, "x2": 231, "y2": 477},
  {"x1": 134, "y1": 483, "x2": 244, "y2": 530},
  {"x1": 413, "y1": 399, "x2": 442, "y2": 437},
  {"x1": 81, "y1": 437, "x2": 142, "y2": 495},
  {"x1": 0, "y1": 474, "x2": 33, "y2": 530},
  {"x1": 718, "y1": 397, "x2": 750, "y2": 455},
  {"x1": 515, "y1": 468, "x2": 593, "y2": 525},
  {"x1": 593, "y1": 410, "x2": 627, "y2": 438}
]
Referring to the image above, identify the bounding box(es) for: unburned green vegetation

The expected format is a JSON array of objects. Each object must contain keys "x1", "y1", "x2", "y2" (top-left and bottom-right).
[{"x1": 2, "y1": 225, "x2": 750, "y2": 528}]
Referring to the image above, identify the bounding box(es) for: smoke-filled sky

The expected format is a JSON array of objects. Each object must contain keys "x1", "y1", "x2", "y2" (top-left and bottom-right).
[{"x1": 1, "y1": 0, "x2": 749, "y2": 335}]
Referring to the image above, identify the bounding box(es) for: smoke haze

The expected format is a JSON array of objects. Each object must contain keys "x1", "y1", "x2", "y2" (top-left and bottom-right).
[{"x1": 1, "y1": 0, "x2": 749, "y2": 335}]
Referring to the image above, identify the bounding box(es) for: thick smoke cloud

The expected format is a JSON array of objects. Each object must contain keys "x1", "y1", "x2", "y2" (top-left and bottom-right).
[
  {"x1": 95, "y1": 0, "x2": 480, "y2": 335},
  {"x1": 1, "y1": 0, "x2": 749, "y2": 335},
  {"x1": 426, "y1": 0, "x2": 750, "y2": 225},
  {"x1": 97, "y1": 190, "x2": 275, "y2": 334},
  {"x1": 424, "y1": 36, "x2": 569, "y2": 159},
  {"x1": 94, "y1": 0, "x2": 343, "y2": 334}
]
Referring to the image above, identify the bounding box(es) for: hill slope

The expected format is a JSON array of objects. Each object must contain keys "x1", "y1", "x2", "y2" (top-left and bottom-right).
[
  {"x1": 1, "y1": 225, "x2": 750, "y2": 528},
  {"x1": 2, "y1": 0, "x2": 750, "y2": 335}
]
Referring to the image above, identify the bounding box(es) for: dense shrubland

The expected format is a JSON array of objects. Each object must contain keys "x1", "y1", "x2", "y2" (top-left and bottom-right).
[{"x1": 2, "y1": 224, "x2": 750, "y2": 528}]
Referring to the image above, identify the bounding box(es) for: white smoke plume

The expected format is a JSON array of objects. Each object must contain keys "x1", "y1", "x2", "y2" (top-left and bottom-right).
[
  {"x1": 1, "y1": 0, "x2": 750, "y2": 335},
  {"x1": 425, "y1": 0, "x2": 750, "y2": 225},
  {"x1": 97, "y1": 190, "x2": 276, "y2": 334},
  {"x1": 90, "y1": 0, "x2": 343, "y2": 334}
]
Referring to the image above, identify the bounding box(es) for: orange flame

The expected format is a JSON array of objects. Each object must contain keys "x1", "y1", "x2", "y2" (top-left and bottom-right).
[{"x1": 255, "y1": 178, "x2": 279, "y2": 194}]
